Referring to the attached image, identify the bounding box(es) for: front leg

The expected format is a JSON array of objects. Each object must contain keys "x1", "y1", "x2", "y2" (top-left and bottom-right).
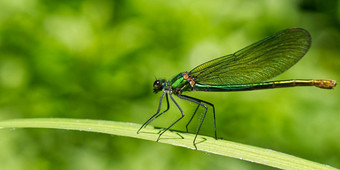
[{"x1": 157, "y1": 93, "x2": 185, "y2": 141}]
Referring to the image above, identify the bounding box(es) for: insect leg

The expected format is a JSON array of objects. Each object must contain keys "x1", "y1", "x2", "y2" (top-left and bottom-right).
[
  {"x1": 144, "y1": 93, "x2": 170, "y2": 127},
  {"x1": 181, "y1": 95, "x2": 217, "y2": 140},
  {"x1": 156, "y1": 93, "x2": 185, "y2": 142},
  {"x1": 178, "y1": 95, "x2": 209, "y2": 149},
  {"x1": 185, "y1": 104, "x2": 200, "y2": 133},
  {"x1": 137, "y1": 91, "x2": 169, "y2": 133}
]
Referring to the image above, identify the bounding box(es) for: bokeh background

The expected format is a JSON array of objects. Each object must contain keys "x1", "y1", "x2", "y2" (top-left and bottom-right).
[{"x1": 0, "y1": 0, "x2": 339, "y2": 169}]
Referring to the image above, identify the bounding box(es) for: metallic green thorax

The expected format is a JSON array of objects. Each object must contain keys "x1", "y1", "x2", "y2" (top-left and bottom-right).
[{"x1": 169, "y1": 72, "x2": 193, "y2": 95}]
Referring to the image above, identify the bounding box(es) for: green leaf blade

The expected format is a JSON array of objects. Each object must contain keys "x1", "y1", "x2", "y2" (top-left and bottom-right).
[{"x1": 0, "y1": 118, "x2": 336, "y2": 170}]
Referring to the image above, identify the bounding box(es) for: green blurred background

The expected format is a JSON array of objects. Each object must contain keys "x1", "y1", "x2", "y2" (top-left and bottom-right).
[{"x1": 0, "y1": 0, "x2": 339, "y2": 169}]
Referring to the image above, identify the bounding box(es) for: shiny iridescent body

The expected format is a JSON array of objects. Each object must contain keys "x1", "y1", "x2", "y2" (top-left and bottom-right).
[{"x1": 137, "y1": 28, "x2": 337, "y2": 149}]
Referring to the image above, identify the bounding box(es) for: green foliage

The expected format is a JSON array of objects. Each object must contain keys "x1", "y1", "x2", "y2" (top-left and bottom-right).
[{"x1": 0, "y1": 0, "x2": 339, "y2": 169}]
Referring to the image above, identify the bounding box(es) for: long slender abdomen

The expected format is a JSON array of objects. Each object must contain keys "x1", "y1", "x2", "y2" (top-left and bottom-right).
[{"x1": 193, "y1": 79, "x2": 337, "y2": 91}]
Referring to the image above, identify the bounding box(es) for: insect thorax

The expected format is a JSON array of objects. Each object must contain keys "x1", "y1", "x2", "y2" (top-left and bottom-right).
[{"x1": 170, "y1": 72, "x2": 194, "y2": 95}]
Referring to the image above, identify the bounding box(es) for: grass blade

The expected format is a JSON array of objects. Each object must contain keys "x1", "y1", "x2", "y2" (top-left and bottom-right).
[{"x1": 0, "y1": 118, "x2": 336, "y2": 170}]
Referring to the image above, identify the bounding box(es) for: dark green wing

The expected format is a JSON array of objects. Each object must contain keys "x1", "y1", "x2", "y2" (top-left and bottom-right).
[{"x1": 189, "y1": 28, "x2": 311, "y2": 85}]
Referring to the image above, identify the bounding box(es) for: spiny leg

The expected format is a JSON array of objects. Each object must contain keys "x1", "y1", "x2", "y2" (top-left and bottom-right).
[
  {"x1": 144, "y1": 93, "x2": 170, "y2": 127},
  {"x1": 157, "y1": 93, "x2": 185, "y2": 142},
  {"x1": 181, "y1": 95, "x2": 217, "y2": 140},
  {"x1": 185, "y1": 104, "x2": 200, "y2": 133},
  {"x1": 178, "y1": 95, "x2": 208, "y2": 149},
  {"x1": 137, "y1": 91, "x2": 169, "y2": 134}
]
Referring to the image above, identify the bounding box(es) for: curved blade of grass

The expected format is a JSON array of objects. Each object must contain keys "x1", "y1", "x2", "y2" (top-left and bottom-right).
[{"x1": 0, "y1": 118, "x2": 336, "y2": 170}]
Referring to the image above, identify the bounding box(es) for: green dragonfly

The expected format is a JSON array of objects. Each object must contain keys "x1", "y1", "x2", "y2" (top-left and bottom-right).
[{"x1": 137, "y1": 28, "x2": 337, "y2": 149}]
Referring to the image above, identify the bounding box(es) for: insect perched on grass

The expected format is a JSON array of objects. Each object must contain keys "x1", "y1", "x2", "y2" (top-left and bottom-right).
[{"x1": 137, "y1": 28, "x2": 337, "y2": 149}]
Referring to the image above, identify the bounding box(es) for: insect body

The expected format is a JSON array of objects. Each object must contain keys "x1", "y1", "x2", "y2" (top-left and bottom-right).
[{"x1": 137, "y1": 28, "x2": 337, "y2": 149}]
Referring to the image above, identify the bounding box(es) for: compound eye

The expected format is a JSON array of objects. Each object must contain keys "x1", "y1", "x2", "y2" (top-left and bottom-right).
[
  {"x1": 153, "y1": 80, "x2": 164, "y2": 93},
  {"x1": 153, "y1": 80, "x2": 161, "y2": 88}
]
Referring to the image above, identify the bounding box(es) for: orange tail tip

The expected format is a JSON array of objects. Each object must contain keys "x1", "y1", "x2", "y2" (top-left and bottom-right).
[{"x1": 315, "y1": 80, "x2": 337, "y2": 89}]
